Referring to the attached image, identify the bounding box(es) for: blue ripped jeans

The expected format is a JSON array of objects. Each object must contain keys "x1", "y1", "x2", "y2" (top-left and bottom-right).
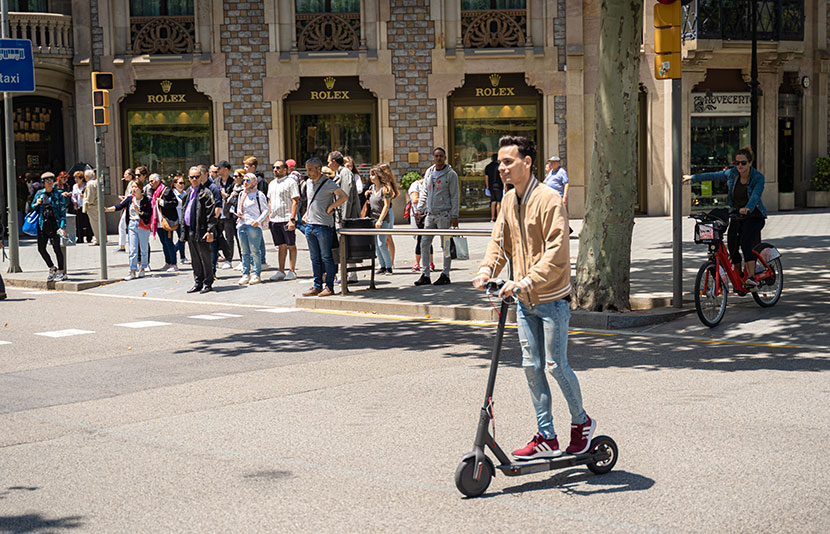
[{"x1": 516, "y1": 298, "x2": 586, "y2": 440}]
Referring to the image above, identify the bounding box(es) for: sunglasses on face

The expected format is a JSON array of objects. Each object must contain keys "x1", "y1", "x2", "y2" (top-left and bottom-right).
[
  {"x1": 735, "y1": 160, "x2": 749, "y2": 166},
  {"x1": 189, "y1": 175, "x2": 200, "y2": 179},
  {"x1": 273, "y1": 165, "x2": 285, "y2": 169}
]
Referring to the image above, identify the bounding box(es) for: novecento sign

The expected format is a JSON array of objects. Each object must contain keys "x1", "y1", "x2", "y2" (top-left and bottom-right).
[{"x1": 691, "y1": 93, "x2": 751, "y2": 117}]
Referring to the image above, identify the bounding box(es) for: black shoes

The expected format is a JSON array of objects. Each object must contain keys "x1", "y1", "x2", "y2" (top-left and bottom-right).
[
  {"x1": 414, "y1": 274, "x2": 431, "y2": 286},
  {"x1": 187, "y1": 285, "x2": 202, "y2": 294},
  {"x1": 433, "y1": 274, "x2": 451, "y2": 285},
  {"x1": 200, "y1": 286, "x2": 213, "y2": 294}
]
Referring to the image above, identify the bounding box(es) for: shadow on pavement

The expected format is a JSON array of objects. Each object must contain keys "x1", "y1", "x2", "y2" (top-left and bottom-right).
[
  {"x1": 0, "y1": 514, "x2": 84, "y2": 533},
  {"x1": 177, "y1": 319, "x2": 829, "y2": 372},
  {"x1": 499, "y1": 468, "x2": 655, "y2": 497}
]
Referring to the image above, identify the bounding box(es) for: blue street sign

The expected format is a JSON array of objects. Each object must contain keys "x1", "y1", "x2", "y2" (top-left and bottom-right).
[{"x1": 0, "y1": 39, "x2": 35, "y2": 93}]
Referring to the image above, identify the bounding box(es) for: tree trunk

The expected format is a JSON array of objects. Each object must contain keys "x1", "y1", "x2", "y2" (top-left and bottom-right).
[{"x1": 573, "y1": 0, "x2": 643, "y2": 312}]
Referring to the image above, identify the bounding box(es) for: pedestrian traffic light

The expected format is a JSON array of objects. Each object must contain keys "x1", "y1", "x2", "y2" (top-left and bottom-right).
[
  {"x1": 92, "y1": 72, "x2": 114, "y2": 91},
  {"x1": 91, "y1": 72, "x2": 112, "y2": 126},
  {"x1": 654, "y1": 0, "x2": 682, "y2": 80}
]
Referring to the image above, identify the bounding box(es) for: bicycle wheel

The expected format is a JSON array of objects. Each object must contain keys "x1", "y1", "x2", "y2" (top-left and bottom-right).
[
  {"x1": 694, "y1": 261, "x2": 728, "y2": 327},
  {"x1": 752, "y1": 257, "x2": 783, "y2": 307}
]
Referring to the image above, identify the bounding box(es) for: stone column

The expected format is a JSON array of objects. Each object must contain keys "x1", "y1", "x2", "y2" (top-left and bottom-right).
[
  {"x1": 387, "y1": 0, "x2": 436, "y2": 173},
  {"x1": 759, "y1": 70, "x2": 779, "y2": 211},
  {"x1": 221, "y1": 0, "x2": 273, "y2": 162}
]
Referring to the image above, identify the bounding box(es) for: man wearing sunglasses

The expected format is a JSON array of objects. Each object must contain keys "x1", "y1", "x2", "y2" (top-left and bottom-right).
[{"x1": 182, "y1": 166, "x2": 218, "y2": 294}]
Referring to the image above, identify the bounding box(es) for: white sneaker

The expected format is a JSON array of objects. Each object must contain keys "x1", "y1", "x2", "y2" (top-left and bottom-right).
[
  {"x1": 269, "y1": 271, "x2": 286, "y2": 282},
  {"x1": 124, "y1": 272, "x2": 137, "y2": 281},
  {"x1": 284, "y1": 271, "x2": 297, "y2": 281},
  {"x1": 249, "y1": 274, "x2": 261, "y2": 285},
  {"x1": 219, "y1": 261, "x2": 232, "y2": 270},
  {"x1": 234, "y1": 263, "x2": 243, "y2": 271},
  {"x1": 138, "y1": 269, "x2": 146, "y2": 278},
  {"x1": 237, "y1": 274, "x2": 250, "y2": 285},
  {"x1": 167, "y1": 265, "x2": 179, "y2": 272},
  {"x1": 160, "y1": 264, "x2": 171, "y2": 271},
  {"x1": 144, "y1": 266, "x2": 152, "y2": 273}
]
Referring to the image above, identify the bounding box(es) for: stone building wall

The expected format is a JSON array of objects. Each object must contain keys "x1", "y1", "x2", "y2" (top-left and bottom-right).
[
  {"x1": 387, "y1": 0, "x2": 437, "y2": 173},
  {"x1": 221, "y1": 0, "x2": 272, "y2": 162}
]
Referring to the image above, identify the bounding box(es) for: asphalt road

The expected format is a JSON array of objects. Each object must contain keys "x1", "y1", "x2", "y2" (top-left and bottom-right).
[{"x1": 1, "y1": 290, "x2": 828, "y2": 533}]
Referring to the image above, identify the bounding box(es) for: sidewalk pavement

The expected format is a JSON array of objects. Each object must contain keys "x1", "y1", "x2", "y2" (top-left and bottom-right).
[{"x1": 3, "y1": 209, "x2": 829, "y2": 327}]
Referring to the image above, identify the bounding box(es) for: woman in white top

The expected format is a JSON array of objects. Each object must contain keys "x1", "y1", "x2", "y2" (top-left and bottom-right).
[{"x1": 236, "y1": 173, "x2": 269, "y2": 285}]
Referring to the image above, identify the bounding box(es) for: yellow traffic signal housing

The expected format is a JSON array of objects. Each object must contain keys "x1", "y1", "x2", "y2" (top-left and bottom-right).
[
  {"x1": 92, "y1": 90, "x2": 109, "y2": 108},
  {"x1": 92, "y1": 72, "x2": 114, "y2": 91},
  {"x1": 654, "y1": 1, "x2": 682, "y2": 79},
  {"x1": 93, "y1": 107, "x2": 110, "y2": 126}
]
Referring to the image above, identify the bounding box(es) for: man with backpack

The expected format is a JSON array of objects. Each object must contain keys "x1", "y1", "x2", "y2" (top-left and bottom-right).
[{"x1": 32, "y1": 172, "x2": 69, "y2": 281}]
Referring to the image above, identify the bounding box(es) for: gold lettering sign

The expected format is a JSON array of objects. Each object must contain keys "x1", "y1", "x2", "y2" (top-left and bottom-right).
[
  {"x1": 474, "y1": 87, "x2": 516, "y2": 97},
  {"x1": 310, "y1": 90, "x2": 350, "y2": 100},
  {"x1": 147, "y1": 94, "x2": 187, "y2": 103}
]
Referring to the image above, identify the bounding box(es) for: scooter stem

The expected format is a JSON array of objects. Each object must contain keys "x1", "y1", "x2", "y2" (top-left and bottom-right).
[{"x1": 482, "y1": 299, "x2": 511, "y2": 404}]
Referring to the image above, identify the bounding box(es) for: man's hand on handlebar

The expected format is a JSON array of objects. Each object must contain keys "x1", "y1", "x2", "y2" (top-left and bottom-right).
[
  {"x1": 498, "y1": 280, "x2": 523, "y2": 299},
  {"x1": 472, "y1": 273, "x2": 490, "y2": 291}
]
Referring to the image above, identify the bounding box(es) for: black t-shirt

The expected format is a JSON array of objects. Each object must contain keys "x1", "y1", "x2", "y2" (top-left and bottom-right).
[
  {"x1": 485, "y1": 160, "x2": 502, "y2": 191},
  {"x1": 733, "y1": 180, "x2": 762, "y2": 218}
]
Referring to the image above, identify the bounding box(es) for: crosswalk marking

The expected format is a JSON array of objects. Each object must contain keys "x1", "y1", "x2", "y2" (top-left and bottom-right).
[
  {"x1": 35, "y1": 329, "x2": 95, "y2": 338},
  {"x1": 257, "y1": 308, "x2": 299, "y2": 314},
  {"x1": 211, "y1": 313, "x2": 243, "y2": 318},
  {"x1": 115, "y1": 321, "x2": 172, "y2": 329},
  {"x1": 0, "y1": 341, "x2": 11, "y2": 345}
]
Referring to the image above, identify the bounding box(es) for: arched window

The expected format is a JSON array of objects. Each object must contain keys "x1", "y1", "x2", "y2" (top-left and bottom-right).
[
  {"x1": 296, "y1": 0, "x2": 361, "y2": 52},
  {"x1": 129, "y1": 0, "x2": 195, "y2": 55},
  {"x1": 461, "y1": 0, "x2": 527, "y2": 49}
]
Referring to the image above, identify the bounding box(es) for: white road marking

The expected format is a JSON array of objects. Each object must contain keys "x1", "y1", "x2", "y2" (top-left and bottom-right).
[
  {"x1": 211, "y1": 313, "x2": 243, "y2": 318},
  {"x1": 188, "y1": 314, "x2": 226, "y2": 321},
  {"x1": 0, "y1": 341, "x2": 11, "y2": 345},
  {"x1": 115, "y1": 321, "x2": 172, "y2": 329},
  {"x1": 24, "y1": 290, "x2": 56, "y2": 295},
  {"x1": 35, "y1": 329, "x2": 95, "y2": 338},
  {"x1": 257, "y1": 308, "x2": 299, "y2": 314}
]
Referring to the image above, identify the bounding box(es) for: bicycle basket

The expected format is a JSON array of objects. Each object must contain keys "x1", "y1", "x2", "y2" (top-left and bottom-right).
[{"x1": 694, "y1": 222, "x2": 722, "y2": 244}]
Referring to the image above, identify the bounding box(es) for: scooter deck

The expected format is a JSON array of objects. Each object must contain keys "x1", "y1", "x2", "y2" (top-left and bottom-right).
[{"x1": 496, "y1": 450, "x2": 601, "y2": 477}]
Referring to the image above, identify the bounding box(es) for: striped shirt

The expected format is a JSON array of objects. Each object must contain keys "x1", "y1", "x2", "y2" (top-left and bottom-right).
[{"x1": 267, "y1": 176, "x2": 300, "y2": 223}]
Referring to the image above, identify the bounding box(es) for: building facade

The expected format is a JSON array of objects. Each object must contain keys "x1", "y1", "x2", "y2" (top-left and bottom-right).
[{"x1": 1, "y1": 0, "x2": 827, "y2": 220}]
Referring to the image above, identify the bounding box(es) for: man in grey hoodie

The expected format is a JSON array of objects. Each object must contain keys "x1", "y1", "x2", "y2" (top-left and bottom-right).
[{"x1": 414, "y1": 147, "x2": 459, "y2": 286}]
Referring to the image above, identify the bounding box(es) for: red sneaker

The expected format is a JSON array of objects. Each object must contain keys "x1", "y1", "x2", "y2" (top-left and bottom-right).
[
  {"x1": 512, "y1": 433, "x2": 562, "y2": 460},
  {"x1": 565, "y1": 415, "x2": 597, "y2": 455}
]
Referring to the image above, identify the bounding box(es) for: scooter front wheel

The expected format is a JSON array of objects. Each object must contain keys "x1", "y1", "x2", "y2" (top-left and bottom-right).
[{"x1": 455, "y1": 456, "x2": 493, "y2": 497}]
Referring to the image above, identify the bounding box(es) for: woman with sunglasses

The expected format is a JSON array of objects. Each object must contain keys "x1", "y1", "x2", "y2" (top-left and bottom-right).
[
  {"x1": 172, "y1": 175, "x2": 188, "y2": 264},
  {"x1": 105, "y1": 180, "x2": 152, "y2": 280},
  {"x1": 236, "y1": 173, "x2": 269, "y2": 285},
  {"x1": 683, "y1": 146, "x2": 767, "y2": 286},
  {"x1": 118, "y1": 168, "x2": 135, "y2": 252}
]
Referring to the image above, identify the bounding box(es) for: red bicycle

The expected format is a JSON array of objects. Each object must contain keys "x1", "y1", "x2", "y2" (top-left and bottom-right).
[{"x1": 691, "y1": 209, "x2": 784, "y2": 327}]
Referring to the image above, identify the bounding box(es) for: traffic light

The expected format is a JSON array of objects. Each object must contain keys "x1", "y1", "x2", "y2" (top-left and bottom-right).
[
  {"x1": 654, "y1": 0, "x2": 682, "y2": 80},
  {"x1": 91, "y1": 72, "x2": 112, "y2": 125}
]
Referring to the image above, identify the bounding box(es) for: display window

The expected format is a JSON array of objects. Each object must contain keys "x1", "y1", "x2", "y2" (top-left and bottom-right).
[{"x1": 449, "y1": 74, "x2": 541, "y2": 216}]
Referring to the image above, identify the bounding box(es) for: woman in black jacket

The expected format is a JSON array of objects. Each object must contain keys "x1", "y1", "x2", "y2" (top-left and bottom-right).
[{"x1": 106, "y1": 181, "x2": 152, "y2": 280}]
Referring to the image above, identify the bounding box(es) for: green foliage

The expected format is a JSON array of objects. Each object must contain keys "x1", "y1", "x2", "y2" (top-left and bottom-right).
[
  {"x1": 812, "y1": 157, "x2": 830, "y2": 191},
  {"x1": 400, "y1": 171, "x2": 422, "y2": 191}
]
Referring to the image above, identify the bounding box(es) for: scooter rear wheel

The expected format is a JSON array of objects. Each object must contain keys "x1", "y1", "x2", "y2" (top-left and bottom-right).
[
  {"x1": 455, "y1": 456, "x2": 493, "y2": 497},
  {"x1": 586, "y1": 436, "x2": 618, "y2": 475}
]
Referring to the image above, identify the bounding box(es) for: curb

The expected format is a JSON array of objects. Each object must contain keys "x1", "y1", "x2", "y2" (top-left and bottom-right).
[
  {"x1": 297, "y1": 296, "x2": 697, "y2": 329},
  {"x1": 3, "y1": 277, "x2": 121, "y2": 292}
]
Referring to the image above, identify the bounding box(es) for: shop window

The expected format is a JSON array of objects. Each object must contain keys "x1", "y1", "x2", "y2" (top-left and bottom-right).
[
  {"x1": 9, "y1": 0, "x2": 48, "y2": 11},
  {"x1": 130, "y1": 0, "x2": 195, "y2": 55},
  {"x1": 461, "y1": 0, "x2": 527, "y2": 48},
  {"x1": 452, "y1": 104, "x2": 538, "y2": 215},
  {"x1": 125, "y1": 109, "x2": 212, "y2": 177},
  {"x1": 690, "y1": 116, "x2": 750, "y2": 209},
  {"x1": 3, "y1": 97, "x2": 65, "y2": 190},
  {"x1": 296, "y1": 0, "x2": 361, "y2": 52}
]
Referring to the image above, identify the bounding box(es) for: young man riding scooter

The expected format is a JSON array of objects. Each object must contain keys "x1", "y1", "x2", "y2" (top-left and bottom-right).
[{"x1": 472, "y1": 135, "x2": 596, "y2": 460}]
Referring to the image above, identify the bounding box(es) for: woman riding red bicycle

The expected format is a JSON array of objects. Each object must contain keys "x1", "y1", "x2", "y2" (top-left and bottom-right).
[{"x1": 683, "y1": 146, "x2": 767, "y2": 287}]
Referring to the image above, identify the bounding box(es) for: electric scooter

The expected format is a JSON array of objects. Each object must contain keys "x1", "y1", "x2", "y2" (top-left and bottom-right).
[{"x1": 455, "y1": 279, "x2": 619, "y2": 498}]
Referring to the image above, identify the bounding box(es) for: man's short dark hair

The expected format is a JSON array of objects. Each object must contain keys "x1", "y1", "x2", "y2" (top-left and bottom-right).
[
  {"x1": 305, "y1": 157, "x2": 323, "y2": 169},
  {"x1": 215, "y1": 160, "x2": 231, "y2": 170},
  {"x1": 433, "y1": 147, "x2": 446, "y2": 156},
  {"x1": 499, "y1": 136, "x2": 536, "y2": 166},
  {"x1": 327, "y1": 151, "x2": 344, "y2": 166}
]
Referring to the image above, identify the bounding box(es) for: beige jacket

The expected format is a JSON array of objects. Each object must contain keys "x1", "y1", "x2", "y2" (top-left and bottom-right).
[
  {"x1": 478, "y1": 178, "x2": 571, "y2": 306},
  {"x1": 82, "y1": 179, "x2": 97, "y2": 213}
]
